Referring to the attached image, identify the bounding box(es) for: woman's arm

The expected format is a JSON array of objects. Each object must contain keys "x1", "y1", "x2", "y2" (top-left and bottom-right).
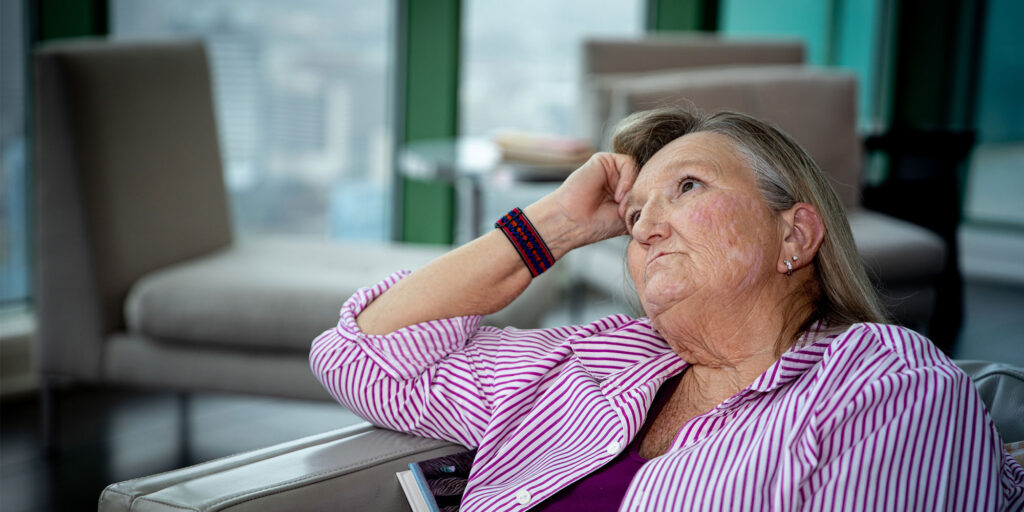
[{"x1": 357, "y1": 152, "x2": 638, "y2": 335}]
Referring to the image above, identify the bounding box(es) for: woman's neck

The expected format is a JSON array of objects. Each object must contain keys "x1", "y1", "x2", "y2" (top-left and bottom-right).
[
  {"x1": 652, "y1": 288, "x2": 805, "y2": 397},
  {"x1": 681, "y1": 355, "x2": 776, "y2": 404}
]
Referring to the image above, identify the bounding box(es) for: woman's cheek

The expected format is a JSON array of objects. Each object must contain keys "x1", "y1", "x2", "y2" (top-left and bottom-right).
[{"x1": 689, "y1": 195, "x2": 769, "y2": 282}]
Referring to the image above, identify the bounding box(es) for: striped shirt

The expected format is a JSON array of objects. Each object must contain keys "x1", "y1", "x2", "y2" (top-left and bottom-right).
[{"x1": 310, "y1": 271, "x2": 1024, "y2": 511}]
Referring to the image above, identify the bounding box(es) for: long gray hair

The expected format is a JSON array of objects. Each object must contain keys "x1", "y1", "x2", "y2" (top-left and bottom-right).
[{"x1": 612, "y1": 107, "x2": 887, "y2": 341}]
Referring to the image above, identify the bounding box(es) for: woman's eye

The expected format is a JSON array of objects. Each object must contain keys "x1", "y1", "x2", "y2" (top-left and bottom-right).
[
  {"x1": 628, "y1": 210, "x2": 641, "y2": 227},
  {"x1": 680, "y1": 179, "x2": 702, "y2": 194}
]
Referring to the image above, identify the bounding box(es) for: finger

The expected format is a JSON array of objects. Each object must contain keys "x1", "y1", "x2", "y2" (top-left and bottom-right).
[
  {"x1": 613, "y1": 154, "x2": 638, "y2": 203},
  {"x1": 608, "y1": 207, "x2": 629, "y2": 236}
]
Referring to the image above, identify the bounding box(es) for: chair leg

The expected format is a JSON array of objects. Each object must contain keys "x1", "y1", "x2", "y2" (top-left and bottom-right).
[
  {"x1": 176, "y1": 392, "x2": 193, "y2": 466},
  {"x1": 40, "y1": 378, "x2": 59, "y2": 458}
]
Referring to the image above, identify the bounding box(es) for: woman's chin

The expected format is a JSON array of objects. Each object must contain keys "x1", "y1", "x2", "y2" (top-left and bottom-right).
[{"x1": 640, "y1": 290, "x2": 687, "y2": 320}]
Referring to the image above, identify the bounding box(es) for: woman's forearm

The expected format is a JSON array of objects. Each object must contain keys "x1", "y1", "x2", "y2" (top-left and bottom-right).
[
  {"x1": 356, "y1": 152, "x2": 637, "y2": 335},
  {"x1": 356, "y1": 202, "x2": 577, "y2": 335}
]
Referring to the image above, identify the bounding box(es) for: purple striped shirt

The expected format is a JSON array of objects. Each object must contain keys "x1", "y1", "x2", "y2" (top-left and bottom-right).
[{"x1": 310, "y1": 271, "x2": 1024, "y2": 511}]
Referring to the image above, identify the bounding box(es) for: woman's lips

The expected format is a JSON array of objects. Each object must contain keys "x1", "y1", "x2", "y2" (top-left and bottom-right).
[{"x1": 646, "y1": 251, "x2": 668, "y2": 268}]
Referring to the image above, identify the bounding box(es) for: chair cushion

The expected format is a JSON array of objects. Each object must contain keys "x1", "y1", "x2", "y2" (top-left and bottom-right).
[
  {"x1": 606, "y1": 65, "x2": 862, "y2": 209},
  {"x1": 581, "y1": 36, "x2": 804, "y2": 143},
  {"x1": 125, "y1": 237, "x2": 447, "y2": 352},
  {"x1": 36, "y1": 40, "x2": 233, "y2": 335},
  {"x1": 847, "y1": 208, "x2": 945, "y2": 283},
  {"x1": 126, "y1": 237, "x2": 566, "y2": 352}
]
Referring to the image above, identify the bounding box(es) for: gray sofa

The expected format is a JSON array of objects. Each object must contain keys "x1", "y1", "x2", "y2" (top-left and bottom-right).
[
  {"x1": 98, "y1": 360, "x2": 1024, "y2": 511},
  {"x1": 33, "y1": 39, "x2": 561, "y2": 427}
]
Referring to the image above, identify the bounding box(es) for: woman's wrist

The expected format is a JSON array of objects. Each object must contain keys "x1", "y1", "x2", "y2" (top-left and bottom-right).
[
  {"x1": 522, "y1": 201, "x2": 587, "y2": 260},
  {"x1": 495, "y1": 207, "x2": 556, "y2": 277}
]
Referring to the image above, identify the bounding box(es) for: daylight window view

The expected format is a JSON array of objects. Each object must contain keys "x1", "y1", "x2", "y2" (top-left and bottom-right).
[
  {"x1": 113, "y1": 0, "x2": 394, "y2": 241},
  {"x1": 461, "y1": 0, "x2": 642, "y2": 138}
]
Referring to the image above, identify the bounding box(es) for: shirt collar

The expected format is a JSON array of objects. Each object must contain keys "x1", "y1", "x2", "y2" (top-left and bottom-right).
[
  {"x1": 746, "y1": 320, "x2": 838, "y2": 393},
  {"x1": 568, "y1": 317, "x2": 839, "y2": 393}
]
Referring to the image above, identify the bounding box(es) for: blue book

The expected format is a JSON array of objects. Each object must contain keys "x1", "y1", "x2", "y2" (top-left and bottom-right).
[{"x1": 397, "y1": 449, "x2": 476, "y2": 512}]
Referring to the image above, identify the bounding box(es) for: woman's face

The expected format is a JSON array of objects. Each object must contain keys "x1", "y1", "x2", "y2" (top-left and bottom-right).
[{"x1": 624, "y1": 131, "x2": 785, "y2": 325}]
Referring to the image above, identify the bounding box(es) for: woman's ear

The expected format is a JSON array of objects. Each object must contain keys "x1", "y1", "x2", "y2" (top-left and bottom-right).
[{"x1": 777, "y1": 202, "x2": 825, "y2": 276}]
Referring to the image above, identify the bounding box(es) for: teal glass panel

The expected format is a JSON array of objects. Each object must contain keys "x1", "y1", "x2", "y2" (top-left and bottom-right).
[
  {"x1": 964, "y1": 0, "x2": 1024, "y2": 227},
  {"x1": 835, "y1": 0, "x2": 881, "y2": 127},
  {"x1": 720, "y1": 0, "x2": 830, "y2": 65},
  {"x1": 720, "y1": 0, "x2": 885, "y2": 127}
]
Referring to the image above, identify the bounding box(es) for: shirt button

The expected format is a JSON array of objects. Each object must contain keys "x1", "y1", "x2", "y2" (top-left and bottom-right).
[
  {"x1": 515, "y1": 489, "x2": 532, "y2": 505},
  {"x1": 606, "y1": 440, "x2": 621, "y2": 455}
]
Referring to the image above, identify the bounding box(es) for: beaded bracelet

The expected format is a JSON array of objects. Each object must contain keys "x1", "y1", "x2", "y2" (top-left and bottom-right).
[{"x1": 495, "y1": 207, "x2": 556, "y2": 277}]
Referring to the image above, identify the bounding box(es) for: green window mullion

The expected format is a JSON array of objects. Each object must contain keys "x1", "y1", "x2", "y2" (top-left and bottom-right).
[
  {"x1": 647, "y1": 0, "x2": 718, "y2": 33},
  {"x1": 398, "y1": 0, "x2": 461, "y2": 244},
  {"x1": 38, "y1": 0, "x2": 108, "y2": 41},
  {"x1": 25, "y1": 0, "x2": 109, "y2": 306}
]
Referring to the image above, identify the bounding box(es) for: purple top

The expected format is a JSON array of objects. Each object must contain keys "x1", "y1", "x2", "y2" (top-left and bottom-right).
[{"x1": 533, "y1": 373, "x2": 684, "y2": 511}]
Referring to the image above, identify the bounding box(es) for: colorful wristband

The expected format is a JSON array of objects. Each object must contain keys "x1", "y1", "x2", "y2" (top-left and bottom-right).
[{"x1": 495, "y1": 207, "x2": 555, "y2": 278}]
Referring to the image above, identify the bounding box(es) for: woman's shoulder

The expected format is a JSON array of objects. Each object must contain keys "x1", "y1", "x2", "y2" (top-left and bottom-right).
[
  {"x1": 821, "y1": 322, "x2": 961, "y2": 376},
  {"x1": 810, "y1": 323, "x2": 976, "y2": 419}
]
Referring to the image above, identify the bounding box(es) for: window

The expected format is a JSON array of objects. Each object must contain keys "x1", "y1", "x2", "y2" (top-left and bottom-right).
[
  {"x1": 0, "y1": 0, "x2": 28, "y2": 307},
  {"x1": 460, "y1": 0, "x2": 644, "y2": 138},
  {"x1": 112, "y1": 0, "x2": 395, "y2": 240},
  {"x1": 720, "y1": 0, "x2": 888, "y2": 129},
  {"x1": 456, "y1": 0, "x2": 643, "y2": 242},
  {"x1": 964, "y1": 0, "x2": 1024, "y2": 227}
]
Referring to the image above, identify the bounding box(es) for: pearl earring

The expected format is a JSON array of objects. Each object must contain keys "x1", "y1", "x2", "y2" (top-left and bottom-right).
[
  {"x1": 792, "y1": 255, "x2": 798, "y2": 261},
  {"x1": 784, "y1": 260, "x2": 793, "y2": 276}
]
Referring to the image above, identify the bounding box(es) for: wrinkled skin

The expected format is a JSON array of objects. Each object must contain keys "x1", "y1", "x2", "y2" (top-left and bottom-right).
[{"x1": 623, "y1": 132, "x2": 791, "y2": 366}]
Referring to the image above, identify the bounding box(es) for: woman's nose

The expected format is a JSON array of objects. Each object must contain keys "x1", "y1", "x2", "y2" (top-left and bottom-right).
[{"x1": 631, "y1": 206, "x2": 667, "y2": 243}]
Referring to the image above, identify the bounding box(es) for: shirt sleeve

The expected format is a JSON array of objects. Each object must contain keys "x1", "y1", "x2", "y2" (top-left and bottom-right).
[
  {"x1": 308, "y1": 270, "x2": 576, "y2": 449},
  {"x1": 798, "y1": 352, "x2": 1024, "y2": 511}
]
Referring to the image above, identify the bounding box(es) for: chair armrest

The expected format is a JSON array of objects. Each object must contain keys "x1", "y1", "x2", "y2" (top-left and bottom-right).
[
  {"x1": 955, "y1": 360, "x2": 1024, "y2": 443},
  {"x1": 99, "y1": 422, "x2": 464, "y2": 512}
]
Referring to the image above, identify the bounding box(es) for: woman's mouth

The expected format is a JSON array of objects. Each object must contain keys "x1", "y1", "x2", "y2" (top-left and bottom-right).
[{"x1": 646, "y1": 251, "x2": 668, "y2": 268}]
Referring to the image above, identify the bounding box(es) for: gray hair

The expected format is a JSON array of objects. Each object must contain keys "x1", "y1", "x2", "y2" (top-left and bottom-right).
[{"x1": 612, "y1": 107, "x2": 887, "y2": 341}]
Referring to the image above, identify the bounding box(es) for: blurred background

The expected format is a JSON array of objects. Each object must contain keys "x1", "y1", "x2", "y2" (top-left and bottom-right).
[{"x1": 1, "y1": 0, "x2": 1022, "y2": 510}]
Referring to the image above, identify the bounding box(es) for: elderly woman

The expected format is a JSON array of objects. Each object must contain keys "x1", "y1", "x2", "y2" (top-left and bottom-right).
[{"x1": 311, "y1": 108, "x2": 1024, "y2": 511}]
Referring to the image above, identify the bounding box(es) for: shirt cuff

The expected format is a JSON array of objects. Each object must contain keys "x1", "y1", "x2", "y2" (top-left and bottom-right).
[{"x1": 337, "y1": 270, "x2": 483, "y2": 380}]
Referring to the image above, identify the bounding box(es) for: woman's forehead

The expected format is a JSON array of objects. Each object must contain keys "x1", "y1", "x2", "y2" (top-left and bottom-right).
[
  {"x1": 634, "y1": 133, "x2": 751, "y2": 186},
  {"x1": 644, "y1": 131, "x2": 742, "y2": 170}
]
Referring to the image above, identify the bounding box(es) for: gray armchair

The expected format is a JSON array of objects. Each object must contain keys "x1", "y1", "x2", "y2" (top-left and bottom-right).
[
  {"x1": 98, "y1": 360, "x2": 1024, "y2": 511},
  {"x1": 33, "y1": 39, "x2": 561, "y2": 432}
]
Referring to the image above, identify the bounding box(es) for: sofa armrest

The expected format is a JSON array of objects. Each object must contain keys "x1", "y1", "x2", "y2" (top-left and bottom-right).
[
  {"x1": 100, "y1": 361, "x2": 1022, "y2": 511},
  {"x1": 98, "y1": 422, "x2": 464, "y2": 512},
  {"x1": 955, "y1": 360, "x2": 1024, "y2": 443}
]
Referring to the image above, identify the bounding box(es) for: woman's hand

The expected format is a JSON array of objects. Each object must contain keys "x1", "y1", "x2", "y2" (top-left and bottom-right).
[{"x1": 525, "y1": 152, "x2": 639, "y2": 256}]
